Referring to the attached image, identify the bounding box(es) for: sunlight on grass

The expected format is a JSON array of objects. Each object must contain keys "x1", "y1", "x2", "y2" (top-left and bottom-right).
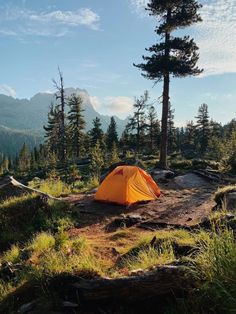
[
  {"x1": 192, "y1": 224, "x2": 236, "y2": 313},
  {"x1": 28, "y1": 232, "x2": 55, "y2": 254},
  {"x1": 214, "y1": 185, "x2": 236, "y2": 204},
  {"x1": 1, "y1": 245, "x2": 20, "y2": 264},
  {"x1": 121, "y1": 241, "x2": 175, "y2": 271},
  {"x1": 29, "y1": 179, "x2": 71, "y2": 197}
]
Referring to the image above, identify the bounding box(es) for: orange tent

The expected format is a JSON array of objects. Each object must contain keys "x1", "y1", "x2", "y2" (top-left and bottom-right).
[{"x1": 95, "y1": 165, "x2": 161, "y2": 205}]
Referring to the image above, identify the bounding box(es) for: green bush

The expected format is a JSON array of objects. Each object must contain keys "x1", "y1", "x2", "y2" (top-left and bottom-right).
[
  {"x1": 192, "y1": 159, "x2": 220, "y2": 170},
  {"x1": 170, "y1": 159, "x2": 192, "y2": 170}
]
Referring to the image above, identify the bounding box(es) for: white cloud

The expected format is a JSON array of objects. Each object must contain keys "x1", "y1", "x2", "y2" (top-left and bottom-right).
[
  {"x1": 90, "y1": 96, "x2": 101, "y2": 110},
  {"x1": 129, "y1": 0, "x2": 149, "y2": 16},
  {"x1": 193, "y1": 0, "x2": 236, "y2": 76},
  {"x1": 0, "y1": 85, "x2": 16, "y2": 97},
  {"x1": 105, "y1": 96, "x2": 133, "y2": 114},
  {"x1": 90, "y1": 95, "x2": 133, "y2": 118},
  {"x1": 0, "y1": 6, "x2": 100, "y2": 38},
  {"x1": 29, "y1": 8, "x2": 100, "y2": 30}
]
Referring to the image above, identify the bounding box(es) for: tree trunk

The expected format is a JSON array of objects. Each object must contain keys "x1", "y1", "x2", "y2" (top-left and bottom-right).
[
  {"x1": 159, "y1": 10, "x2": 171, "y2": 169},
  {"x1": 71, "y1": 265, "x2": 192, "y2": 303},
  {"x1": 159, "y1": 73, "x2": 170, "y2": 169}
]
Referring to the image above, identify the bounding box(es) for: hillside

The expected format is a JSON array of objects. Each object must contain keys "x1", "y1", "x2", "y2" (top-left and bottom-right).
[
  {"x1": 0, "y1": 125, "x2": 42, "y2": 157},
  {"x1": 0, "y1": 88, "x2": 128, "y2": 133}
]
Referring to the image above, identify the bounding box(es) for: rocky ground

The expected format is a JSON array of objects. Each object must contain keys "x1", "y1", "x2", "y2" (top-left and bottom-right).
[{"x1": 64, "y1": 173, "x2": 219, "y2": 243}]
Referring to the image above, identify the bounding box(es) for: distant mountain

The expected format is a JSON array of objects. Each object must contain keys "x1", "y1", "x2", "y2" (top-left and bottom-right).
[
  {"x1": 0, "y1": 88, "x2": 128, "y2": 133},
  {"x1": 0, "y1": 88, "x2": 128, "y2": 156}
]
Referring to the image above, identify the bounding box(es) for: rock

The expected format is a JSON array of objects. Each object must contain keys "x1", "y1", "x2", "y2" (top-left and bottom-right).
[
  {"x1": 152, "y1": 170, "x2": 175, "y2": 182},
  {"x1": 169, "y1": 173, "x2": 208, "y2": 189},
  {"x1": 224, "y1": 192, "x2": 236, "y2": 211},
  {"x1": 62, "y1": 301, "x2": 79, "y2": 308},
  {"x1": 105, "y1": 214, "x2": 145, "y2": 231},
  {"x1": 18, "y1": 300, "x2": 38, "y2": 313}
]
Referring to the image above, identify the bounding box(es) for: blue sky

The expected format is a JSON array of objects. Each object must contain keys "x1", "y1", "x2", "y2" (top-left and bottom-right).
[{"x1": 0, "y1": 0, "x2": 235, "y2": 125}]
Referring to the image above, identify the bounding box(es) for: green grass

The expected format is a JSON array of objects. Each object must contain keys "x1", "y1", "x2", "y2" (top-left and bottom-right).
[
  {"x1": 120, "y1": 242, "x2": 175, "y2": 272},
  {"x1": 29, "y1": 178, "x2": 71, "y2": 197},
  {"x1": 28, "y1": 232, "x2": 55, "y2": 254},
  {"x1": 2, "y1": 245, "x2": 20, "y2": 264},
  {"x1": 0, "y1": 194, "x2": 76, "y2": 249},
  {"x1": 178, "y1": 224, "x2": 236, "y2": 314}
]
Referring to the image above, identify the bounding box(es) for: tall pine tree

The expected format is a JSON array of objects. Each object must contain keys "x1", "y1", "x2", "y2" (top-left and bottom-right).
[
  {"x1": 147, "y1": 105, "x2": 160, "y2": 151},
  {"x1": 44, "y1": 104, "x2": 60, "y2": 156},
  {"x1": 89, "y1": 117, "x2": 105, "y2": 149},
  {"x1": 106, "y1": 116, "x2": 118, "y2": 150},
  {"x1": 53, "y1": 68, "x2": 67, "y2": 162},
  {"x1": 67, "y1": 94, "x2": 85, "y2": 158},
  {"x1": 167, "y1": 103, "x2": 177, "y2": 153},
  {"x1": 195, "y1": 103, "x2": 210, "y2": 155},
  {"x1": 134, "y1": 0, "x2": 202, "y2": 168},
  {"x1": 18, "y1": 143, "x2": 30, "y2": 172},
  {"x1": 126, "y1": 91, "x2": 149, "y2": 154}
]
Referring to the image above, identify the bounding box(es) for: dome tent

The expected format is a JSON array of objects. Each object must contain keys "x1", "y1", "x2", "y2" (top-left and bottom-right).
[{"x1": 95, "y1": 166, "x2": 161, "y2": 206}]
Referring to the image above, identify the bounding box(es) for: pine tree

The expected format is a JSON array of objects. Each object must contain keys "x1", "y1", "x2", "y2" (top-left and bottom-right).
[
  {"x1": 167, "y1": 103, "x2": 177, "y2": 153},
  {"x1": 89, "y1": 141, "x2": 104, "y2": 178},
  {"x1": 89, "y1": 117, "x2": 105, "y2": 148},
  {"x1": 18, "y1": 143, "x2": 30, "y2": 172},
  {"x1": 126, "y1": 91, "x2": 149, "y2": 154},
  {"x1": 106, "y1": 117, "x2": 119, "y2": 150},
  {"x1": 108, "y1": 142, "x2": 120, "y2": 166},
  {"x1": 134, "y1": 0, "x2": 202, "y2": 168},
  {"x1": 119, "y1": 129, "x2": 130, "y2": 153},
  {"x1": 53, "y1": 68, "x2": 67, "y2": 161},
  {"x1": 1, "y1": 155, "x2": 9, "y2": 174},
  {"x1": 67, "y1": 164, "x2": 81, "y2": 187},
  {"x1": 44, "y1": 104, "x2": 60, "y2": 156},
  {"x1": 67, "y1": 94, "x2": 85, "y2": 158},
  {"x1": 147, "y1": 105, "x2": 160, "y2": 151},
  {"x1": 195, "y1": 104, "x2": 210, "y2": 155}
]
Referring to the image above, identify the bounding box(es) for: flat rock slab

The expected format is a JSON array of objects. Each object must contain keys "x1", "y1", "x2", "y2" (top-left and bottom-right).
[{"x1": 168, "y1": 173, "x2": 209, "y2": 189}]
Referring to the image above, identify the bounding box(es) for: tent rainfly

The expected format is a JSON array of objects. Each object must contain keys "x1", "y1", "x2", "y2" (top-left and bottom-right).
[{"x1": 95, "y1": 166, "x2": 161, "y2": 205}]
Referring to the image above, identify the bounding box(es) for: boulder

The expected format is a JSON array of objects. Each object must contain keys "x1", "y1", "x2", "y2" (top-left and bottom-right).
[
  {"x1": 225, "y1": 192, "x2": 236, "y2": 211},
  {"x1": 152, "y1": 170, "x2": 175, "y2": 182},
  {"x1": 168, "y1": 173, "x2": 208, "y2": 189}
]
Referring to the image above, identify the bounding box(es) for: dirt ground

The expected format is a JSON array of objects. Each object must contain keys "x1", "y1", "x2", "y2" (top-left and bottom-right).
[{"x1": 63, "y1": 174, "x2": 219, "y2": 245}]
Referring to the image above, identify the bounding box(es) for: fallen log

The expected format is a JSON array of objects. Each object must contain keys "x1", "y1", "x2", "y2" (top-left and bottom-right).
[
  {"x1": 72, "y1": 265, "x2": 193, "y2": 303},
  {"x1": 0, "y1": 176, "x2": 60, "y2": 201}
]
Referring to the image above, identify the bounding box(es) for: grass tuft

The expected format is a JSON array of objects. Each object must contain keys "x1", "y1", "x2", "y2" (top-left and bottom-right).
[
  {"x1": 1, "y1": 245, "x2": 20, "y2": 264},
  {"x1": 28, "y1": 232, "x2": 55, "y2": 254}
]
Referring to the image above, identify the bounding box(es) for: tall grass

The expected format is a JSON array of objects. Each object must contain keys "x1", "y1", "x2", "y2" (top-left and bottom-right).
[
  {"x1": 29, "y1": 179, "x2": 71, "y2": 197},
  {"x1": 192, "y1": 224, "x2": 236, "y2": 313},
  {"x1": 121, "y1": 242, "x2": 175, "y2": 271}
]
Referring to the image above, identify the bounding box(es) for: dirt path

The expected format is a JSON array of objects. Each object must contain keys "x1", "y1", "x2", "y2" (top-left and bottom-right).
[{"x1": 63, "y1": 177, "x2": 218, "y2": 242}]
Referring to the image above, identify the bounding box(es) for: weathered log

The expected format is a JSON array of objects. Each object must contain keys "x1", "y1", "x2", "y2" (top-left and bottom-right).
[
  {"x1": 72, "y1": 265, "x2": 193, "y2": 303},
  {"x1": 0, "y1": 176, "x2": 60, "y2": 201}
]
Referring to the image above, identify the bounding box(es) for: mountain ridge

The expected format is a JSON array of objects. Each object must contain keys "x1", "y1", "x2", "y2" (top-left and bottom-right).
[{"x1": 0, "y1": 88, "x2": 128, "y2": 133}]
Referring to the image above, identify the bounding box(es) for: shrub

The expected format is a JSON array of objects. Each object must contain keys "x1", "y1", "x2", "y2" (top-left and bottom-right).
[
  {"x1": 192, "y1": 159, "x2": 220, "y2": 170},
  {"x1": 170, "y1": 159, "x2": 192, "y2": 170}
]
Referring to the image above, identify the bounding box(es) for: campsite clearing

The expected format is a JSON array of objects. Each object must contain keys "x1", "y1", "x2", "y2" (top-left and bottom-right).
[{"x1": 64, "y1": 173, "x2": 217, "y2": 255}]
